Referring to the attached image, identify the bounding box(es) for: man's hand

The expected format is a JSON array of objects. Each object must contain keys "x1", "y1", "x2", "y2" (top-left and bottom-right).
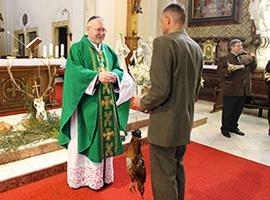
[
  {"x1": 249, "y1": 52, "x2": 255, "y2": 58},
  {"x1": 130, "y1": 97, "x2": 141, "y2": 111},
  {"x1": 98, "y1": 71, "x2": 117, "y2": 84}
]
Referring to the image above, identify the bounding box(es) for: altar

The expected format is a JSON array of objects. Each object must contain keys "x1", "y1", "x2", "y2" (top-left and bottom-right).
[{"x1": 0, "y1": 59, "x2": 66, "y2": 113}]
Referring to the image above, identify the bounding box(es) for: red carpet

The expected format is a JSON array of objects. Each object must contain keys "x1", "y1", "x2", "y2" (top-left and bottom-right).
[{"x1": 0, "y1": 142, "x2": 269, "y2": 200}]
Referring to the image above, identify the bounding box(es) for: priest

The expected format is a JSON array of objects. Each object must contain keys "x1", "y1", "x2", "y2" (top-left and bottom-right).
[{"x1": 59, "y1": 16, "x2": 128, "y2": 190}]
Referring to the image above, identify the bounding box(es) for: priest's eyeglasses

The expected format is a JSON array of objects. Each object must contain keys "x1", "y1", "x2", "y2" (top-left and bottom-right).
[{"x1": 88, "y1": 26, "x2": 107, "y2": 33}]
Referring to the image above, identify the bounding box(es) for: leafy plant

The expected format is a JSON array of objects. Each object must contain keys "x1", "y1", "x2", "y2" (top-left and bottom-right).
[{"x1": 0, "y1": 112, "x2": 59, "y2": 154}]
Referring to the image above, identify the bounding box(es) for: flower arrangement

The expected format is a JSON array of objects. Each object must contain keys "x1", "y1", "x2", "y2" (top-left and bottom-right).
[
  {"x1": 129, "y1": 62, "x2": 150, "y2": 87},
  {"x1": 128, "y1": 38, "x2": 152, "y2": 96}
]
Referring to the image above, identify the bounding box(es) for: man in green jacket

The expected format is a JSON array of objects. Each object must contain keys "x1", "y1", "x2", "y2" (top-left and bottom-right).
[
  {"x1": 140, "y1": 4, "x2": 203, "y2": 200},
  {"x1": 59, "y1": 16, "x2": 125, "y2": 190}
]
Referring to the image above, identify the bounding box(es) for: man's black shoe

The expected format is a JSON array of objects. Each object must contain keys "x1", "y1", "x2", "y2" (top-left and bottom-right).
[
  {"x1": 230, "y1": 129, "x2": 245, "y2": 136},
  {"x1": 221, "y1": 130, "x2": 231, "y2": 138}
]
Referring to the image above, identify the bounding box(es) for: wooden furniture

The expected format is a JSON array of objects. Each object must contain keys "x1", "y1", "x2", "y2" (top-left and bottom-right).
[
  {"x1": 246, "y1": 69, "x2": 268, "y2": 116},
  {"x1": 199, "y1": 65, "x2": 220, "y2": 102},
  {"x1": 199, "y1": 67, "x2": 268, "y2": 116},
  {"x1": 0, "y1": 59, "x2": 65, "y2": 113},
  {"x1": 193, "y1": 36, "x2": 268, "y2": 115}
]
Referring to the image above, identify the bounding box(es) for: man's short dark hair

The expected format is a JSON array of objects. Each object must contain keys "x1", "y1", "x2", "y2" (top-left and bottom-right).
[
  {"x1": 229, "y1": 38, "x2": 242, "y2": 48},
  {"x1": 87, "y1": 16, "x2": 103, "y2": 24},
  {"x1": 163, "y1": 3, "x2": 186, "y2": 24}
]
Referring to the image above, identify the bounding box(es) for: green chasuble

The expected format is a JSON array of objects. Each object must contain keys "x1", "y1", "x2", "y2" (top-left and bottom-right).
[
  {"x1": 117, "y1": 99, "x2": 131, "y2": 136},
  {"x1": 59, "y1": 35, "x2": 124, "y2": 163}
]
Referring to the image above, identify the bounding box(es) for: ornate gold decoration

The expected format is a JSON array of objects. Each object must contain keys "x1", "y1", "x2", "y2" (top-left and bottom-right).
[
  {"x1": 102, "y1": 84, "x2": 110, "y2": 95},
  {"x1": 202, "y1": 40, "x2": 217, "y2": 64},
  {"x1": 102, "y1": 96, "x2": 113, "y2": 110},
  {"x1": 1, "y1": 78, "x2": 25, "y2": 102},
  {"x1": 104, "y1": 111, "x2": 113, "y2": 127},
  {"x1": 103, "y1": 128, "x2": 114, "y2": 141},
  {"x1": 32, "y1": 81, "x2": 41, "y2": 99},
  {"x1": 105, "y1": 142, "x2": 114, "y2": 156}
]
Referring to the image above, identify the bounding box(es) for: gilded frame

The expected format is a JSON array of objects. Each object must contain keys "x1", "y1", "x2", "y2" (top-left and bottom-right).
[{"x1": 188, "y1": 0, "x2": 242, "y2": 27}]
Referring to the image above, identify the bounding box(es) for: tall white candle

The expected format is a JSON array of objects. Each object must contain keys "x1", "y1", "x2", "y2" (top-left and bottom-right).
[
  {"x1": 55, "y1": 45, "x2": 59, "y2": 58},
  {"x1": 43, "y1": 45, "x2": 47, "y2": 58},
  {"x1": 60, "y1": 44, "x2": 64, "y2": 57},
  {"x1": 49, "y1": 43, "x2": 53, "y2": 57}
]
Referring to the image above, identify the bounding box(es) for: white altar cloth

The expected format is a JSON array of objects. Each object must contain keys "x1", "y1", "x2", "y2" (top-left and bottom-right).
[{"x1": 0, "y1": 58, "x2": 66, "y2": 68}]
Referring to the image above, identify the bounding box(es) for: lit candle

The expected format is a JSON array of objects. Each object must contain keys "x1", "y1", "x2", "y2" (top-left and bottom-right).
[
  {"x1": 60, "y1": 44, "x2": 64, "y2": 57},
  {"x1": 55, "y1": 45, "x2": 59, "y2": 58},
  {"x1": 43, "y1": 45, "x2": 47, "y2": 58},
  {"x1": 49, "y1": 43, "x2": 53, "y2": 57}
]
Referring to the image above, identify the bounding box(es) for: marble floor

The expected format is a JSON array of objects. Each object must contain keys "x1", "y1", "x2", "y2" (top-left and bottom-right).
[
  {"x1": 0, "y1": 100, "x2": 269, "y2": 183},
  {"x1": 192, "y1": 100, "x2": 270, "y2": 166}
]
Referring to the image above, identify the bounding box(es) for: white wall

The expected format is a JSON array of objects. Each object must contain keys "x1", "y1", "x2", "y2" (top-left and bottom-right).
[
  {"x1": 138, "y1": 0, "x2": 183, "y2": 38},
  {"x1": 2, "y1": 0, "x2": 128, "y2": 54},
  {"x1": 95, "y1": 0, "x2": 116, "y2": 48},
  {"x1": 138, "y1": 0, "x2": 158, "y2": 39},
  {"x1": 114, "y1": 0, "x2": 127, "y2": 46},
  {"x1": 71, "y1": 0, "x2": 84, "y2": 43},
  {"x1": 155, "y1": 0, "x2": 172, "y2": 36},
  {"x1": 0, "y1": 0, "x2": 162, "y2": 55},
  {"x1": 85, "y1": 0, "x2": 127, "y2": 49},
  {"x1": 2, "y1": 0, "x2": 73, "y2": 55},
  {"x1": 84, "y1": 0, "x2": 96, "y2": 27}
]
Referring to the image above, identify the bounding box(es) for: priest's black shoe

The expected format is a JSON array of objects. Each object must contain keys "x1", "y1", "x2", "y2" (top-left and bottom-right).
[
  {"x1": 230, "y1": 129, "x2": 245, "y2": 136},
  {"x1": 221, "y1": 130, "x2": 231, "y2": 138}
]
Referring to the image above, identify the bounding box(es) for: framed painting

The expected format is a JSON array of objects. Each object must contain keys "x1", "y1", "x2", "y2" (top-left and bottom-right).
[{"x1": 188, "y1": 0, "x2": 242, "y2": 27}]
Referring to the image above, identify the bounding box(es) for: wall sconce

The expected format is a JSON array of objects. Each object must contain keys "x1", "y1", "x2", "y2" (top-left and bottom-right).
[{"x1": 61, "y1": 8, "x2": 70, "y2": 18}]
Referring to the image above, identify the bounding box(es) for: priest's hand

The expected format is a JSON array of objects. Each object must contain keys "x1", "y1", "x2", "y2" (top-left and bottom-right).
[
  {"x1": 98, "y1": 71, "x2": 112, "y2": 84},
  {"x1": 109, "y1": 74, "x2": 117, "y2": 83}
]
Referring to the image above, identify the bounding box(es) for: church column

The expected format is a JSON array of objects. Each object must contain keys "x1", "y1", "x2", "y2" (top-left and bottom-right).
[
  {"x1": 125, "y1": 0, "x2": 140, "y2": 52},
  {"x1": 3, "y1": 0, "x2": 13, "y2": 55},
  {"x1": 71, "y1": 0, "x2": 85, "y2": 43}
]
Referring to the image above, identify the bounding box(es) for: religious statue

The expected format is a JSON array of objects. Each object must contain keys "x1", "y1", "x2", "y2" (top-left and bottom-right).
[
  {"x1": 129, "y1": 38, "x2": 153, "y2": 67},
  {"x1": 0, "y1": 13, "x2": 4, "y2": 32},
  {"x1": 134, "y1": 0, "x2": 143, "y2": 14},
  {"x1": 140, "y1": 37, "x2": 153, "y2": 67},
  {"x1": 129, "y1": 37, "x2": 152, "y2": 92},
  {"x1": 249, "y1": 0, "x2": 270, "y2": 35},
  {"x1": 249, "y1": 0, "x2": 270, "y2": 68},
  {"x1": 115, "y1": 33, "x2": 130, "y2": 71}
]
